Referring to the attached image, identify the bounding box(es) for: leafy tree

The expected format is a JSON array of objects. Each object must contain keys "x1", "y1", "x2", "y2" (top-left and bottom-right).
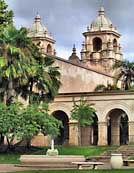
[
  {"x1": 0, "y1": 102, "x2": 22, "y2": 149},
  {"x1": 0, "y1": 102, "x2": 61, "y2": 149},
  {"x1": 71, "y1": 97, "x2": 95, "y2": 127},
  {"x1": 17, "y1": 103, "x2": 62, "y2": 148},
  {"x1": 0, "y1": 0, "x2": 13, "y2": 30},
  {"x1": 113, "y1": 60, "x2": 134, "y2": 90}
]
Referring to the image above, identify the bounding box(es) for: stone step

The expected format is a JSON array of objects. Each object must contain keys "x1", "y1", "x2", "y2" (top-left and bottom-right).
[
  {"x1": 88, "y1": 146, "x2": 134, "y2": 163},
  {"x1": 103, "y1": 152, "x2": 134, "y2": 156},
  {"x1": 86, "y1": 156, "x2": 110, "y2": 162}
]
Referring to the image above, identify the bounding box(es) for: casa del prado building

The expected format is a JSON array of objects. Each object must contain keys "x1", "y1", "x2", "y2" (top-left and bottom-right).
[{"x1": 26, "y1": 7, "x2": 134, "y2": 147}]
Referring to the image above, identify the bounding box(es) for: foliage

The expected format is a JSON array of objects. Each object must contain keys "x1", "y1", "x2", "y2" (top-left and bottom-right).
[
  {"x1": 0, "y1": 24, "x2": 61, "y2": 104},
  {"x1": 18, "y1": 103, "x2": 62, "y2": 144},
  {"x1": 0, "y1": 102, "x2": 61, "y2": 149},
  {"x1": 0, "y1": 102, "x2": 22, "y2": 148},
  {"x1": 18, "y1": 54, "x2": 61, "y2": 104},
  {"x1": 129, "y1": 85, "x2": 134, "y2": 91},
  {"x1": 0, "y1": 1, "x2": 61, "y2": 150},
  {"x1": 0, "y1": 0, "x2": 61, "y2": 104},
  {"x1": 94, "y1": 84, "x2": 107, "y2": 91},
  {"x1": 0, "y1": 25, "x2": 36, "y2": 104},
  {"x1": 94, "y1": 84, "x2": 120, "y2": 92},
  {"x1": 113, "y1": 60, "x2": 134, "y2": 90},
  {"x1": 0, "y1": 0, "x2": 13, "y2": 30},
  {"x1": 71, "y1": 97, "x2": 96, "y2": 127}
]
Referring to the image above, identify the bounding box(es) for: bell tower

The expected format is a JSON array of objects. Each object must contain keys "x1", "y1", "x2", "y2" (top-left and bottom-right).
[
  {"x1": 27, "y1": 14, "x2": 56, "y2": 56},
  {"x1": 81, "y1": 7, "x2": 122, "y2": 73}
]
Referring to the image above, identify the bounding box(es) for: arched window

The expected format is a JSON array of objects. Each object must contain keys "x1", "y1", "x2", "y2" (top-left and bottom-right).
[
  {"x1": 47, "y1": 44, "x2": 52, "y2": 55},
  {"x1": 113, "y1": 39, "x2": 117, "y2": 52},
  {"x1": 93, "y1": 37, "x2": 102, "y2": 52}
]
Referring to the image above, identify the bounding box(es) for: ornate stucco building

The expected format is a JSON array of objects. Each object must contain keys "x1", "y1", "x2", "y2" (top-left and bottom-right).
[{"x1": 28, "y1": 7, "x2": 134, "y2": 146}]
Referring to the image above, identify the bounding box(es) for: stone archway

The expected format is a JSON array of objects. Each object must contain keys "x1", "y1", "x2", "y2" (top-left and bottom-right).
[
  {"x1": 107, "y1": 109, "x2": 129, "y2": 145},
  {"x1": 52, "y1": 110, "x2": 69, "y2": 145}
]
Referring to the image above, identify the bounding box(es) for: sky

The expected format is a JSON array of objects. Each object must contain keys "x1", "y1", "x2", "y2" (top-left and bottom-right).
[{"x1": 5, "y1": 0, "x2": 134, "y2": 61}]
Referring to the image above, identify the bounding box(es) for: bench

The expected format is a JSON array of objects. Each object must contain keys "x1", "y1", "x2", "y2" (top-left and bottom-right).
[
  {"x1": 124, "y1": 160, "x2": 134, "y2": 166},
  {"x1": 72, "y1": 161, "x2": 104, "y2": 170}
]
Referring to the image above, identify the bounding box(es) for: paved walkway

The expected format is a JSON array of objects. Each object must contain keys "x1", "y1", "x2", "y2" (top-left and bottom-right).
[
  {"x1": 0, "y1": 164, "x2": 76, "y2": 172},
  {"x1": 0, "y1": 163, "x2": 134, "y2": 172}
]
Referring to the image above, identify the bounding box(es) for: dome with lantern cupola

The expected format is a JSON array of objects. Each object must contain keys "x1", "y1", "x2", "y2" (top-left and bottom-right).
[
  {"x1": 90, "y1": 7, "x2": 116, "y2": 31},
  {"x1": 27, "y1": 14, "x2": 53, "y2": 39}
]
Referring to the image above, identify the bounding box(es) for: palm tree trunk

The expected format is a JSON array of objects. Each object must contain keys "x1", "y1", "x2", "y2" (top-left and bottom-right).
[
  {"x1": 29, "y1": 80, "x2": 33, "y2": 104},
  {"x1": 6, "y1": 79, "x2": 14, "y2": 105}
]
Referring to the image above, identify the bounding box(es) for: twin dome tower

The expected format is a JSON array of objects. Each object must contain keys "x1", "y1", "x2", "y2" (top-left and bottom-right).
[{"x1": 28, "y1": 7, "x2": 122, "y2": 75}]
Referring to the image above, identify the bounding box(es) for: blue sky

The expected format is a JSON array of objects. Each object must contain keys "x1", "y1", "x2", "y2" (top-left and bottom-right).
[{"x1": 5, "y1": 0, "x2": 134, "y2": 61}]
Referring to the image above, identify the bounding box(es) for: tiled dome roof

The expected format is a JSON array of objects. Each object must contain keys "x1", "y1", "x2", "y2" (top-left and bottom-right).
[
  {"x1": 27, "y1": 14, "x2": 53, "y2": 39},
  {"x1": 90, "y1": 7, "x2": 116, "y2": 31}
]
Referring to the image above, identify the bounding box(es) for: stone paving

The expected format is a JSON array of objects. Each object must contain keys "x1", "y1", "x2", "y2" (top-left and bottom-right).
[
  {"x1": 0, "y1": 164, "x2": 73, "y2": 172},
  {"x1": 0, "y1": 163, "x2": 134, "y2": 172}
]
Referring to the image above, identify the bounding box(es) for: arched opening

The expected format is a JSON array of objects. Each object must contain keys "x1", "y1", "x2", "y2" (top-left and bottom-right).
[
  {"x1": 91, "y1": 114, "x2": 98, "y2": 145},
  {"x1": 47, "y1": 44, "x2": 52, "y2": 55},
  {"x1": 113, "y1": 39, "x2": 117, "y2": 53},
  {"x1": 52, "y1": 110, "x2": 69, "y2": 145},
  {"x1": 107, "y1": 109, "x2": 129, "y2": 145},
  {"x1": 93, "y1": 37, "x2": 102, "y2": 52}
]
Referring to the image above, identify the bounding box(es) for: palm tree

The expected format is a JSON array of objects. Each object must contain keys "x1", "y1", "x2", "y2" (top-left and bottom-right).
[
  {"x1": 17, "y1": 54, "x2": 61, "y2": 104},
  {"x1": 0, "y1": 25, "x2": 36, "y2": 104},
  {"x1": 113, "y1": 60, "x2": 134, "y2": 90},
  {"x1": 0, "y1": 24, "x2": 61, "y2": 105},
  {"x1": 13, "y1": 30, "x2": 61, "y2": 103},
  {"x1": 43, "y1": 56, "x2": 61, "y2": 100},
  {"x1": 71, "y1": 97, "x2": 95, "y2": 145}
]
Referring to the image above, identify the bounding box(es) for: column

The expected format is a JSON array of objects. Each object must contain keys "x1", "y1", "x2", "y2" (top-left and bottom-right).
[
  {"x1": 111, "y1": 121, "x2": 120, "y2": 145},
  {"x1": 129, "y1": 121, "x2": 134, "y2": 144},
  {"x1": 98, "y1": 122, "x2": 108, "y2": 146},
  {"x1": 69, "y1": 120, "x2": 79, "y2": 146}
]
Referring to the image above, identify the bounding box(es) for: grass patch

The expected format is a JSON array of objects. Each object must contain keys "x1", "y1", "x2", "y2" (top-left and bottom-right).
[
  {"x1": 8, "y1": 169, "x2": 134, "y2": 173},
  {"x1": 0, "y1": 153, "x2": 20, "y2": 164},
  {"x1": 128, "y1": 156, "x2": 134, "y2": 160},
  {"x1": 35, "y1": 146, "x2": 117, "y2": 157}
]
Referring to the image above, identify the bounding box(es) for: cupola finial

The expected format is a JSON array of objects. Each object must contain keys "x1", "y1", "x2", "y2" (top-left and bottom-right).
[
  {"x1": 99, "y1": 6, "x2": 105, "y2": 16},
  {"x1": 72, "y1": 44, "x2": 76, "y2": 54}
]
